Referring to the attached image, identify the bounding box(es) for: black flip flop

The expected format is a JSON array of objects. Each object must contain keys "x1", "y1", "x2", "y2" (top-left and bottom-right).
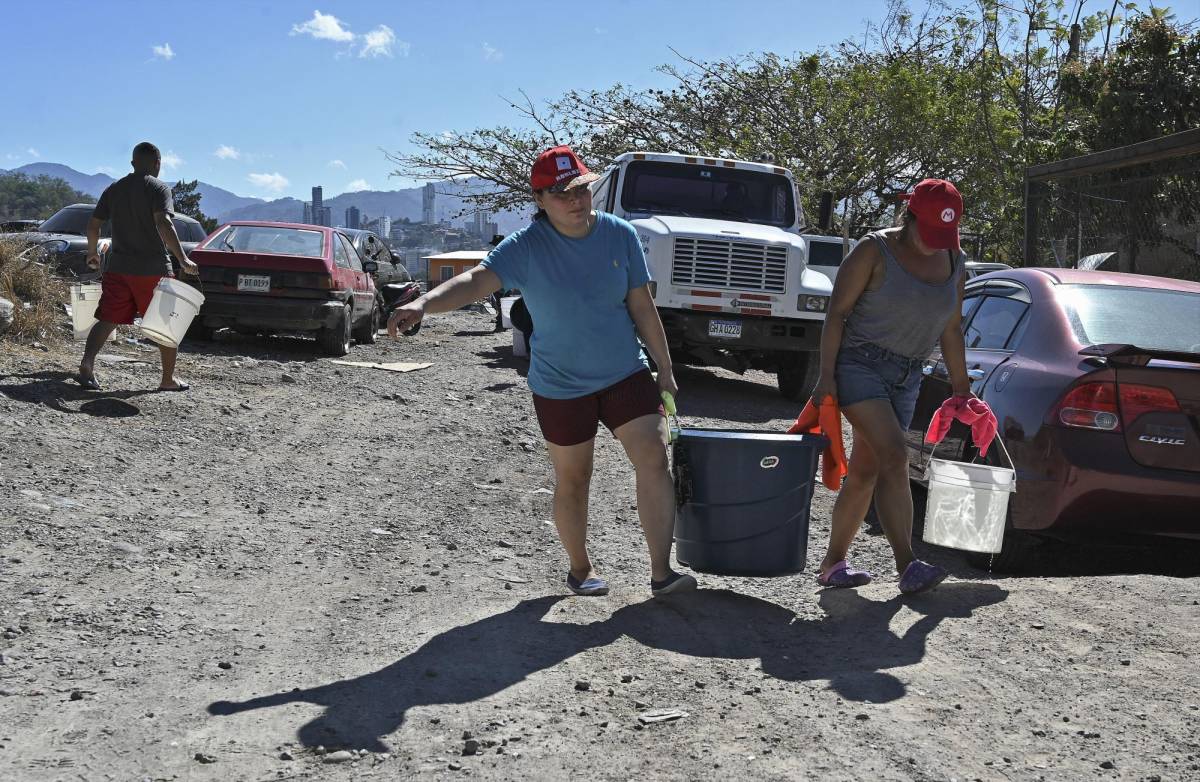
[{"x1": 157, "y1": 382, "x2": 191, "y2": 393}]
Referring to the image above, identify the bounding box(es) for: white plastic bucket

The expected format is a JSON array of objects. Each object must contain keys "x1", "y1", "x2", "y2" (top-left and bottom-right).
[
  {"x1": 69, "y1": 283, "x2": 103, "y2": 340},
  {"x1": 922, "y1": 454, "x2": 1016, "y2": 554},
  {"x1": 500, "y1": 296, "x2": 518, "y2": 329},
  {"x1": 512, "y1": 326, "x2": 529, "y2": 358},
  {"x1": 138, "y1": 278, "x2": 205, "y2": 347}
]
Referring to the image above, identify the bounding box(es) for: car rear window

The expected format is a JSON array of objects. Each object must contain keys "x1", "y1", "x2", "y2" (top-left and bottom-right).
[
  {"x1": 203, "y1": 225, "x2": 324, "y2": 258},
  {"x1": 1057, "y1": 284, "x2": 1200, "y2": 354},
  {"x1": 173, "y1": 219, "x2": 208, "y2": 243}
]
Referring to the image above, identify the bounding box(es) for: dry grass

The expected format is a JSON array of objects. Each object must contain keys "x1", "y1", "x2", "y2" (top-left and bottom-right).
[{"x1": 0, "y1": 236, "x2": 69, "y2": 342}]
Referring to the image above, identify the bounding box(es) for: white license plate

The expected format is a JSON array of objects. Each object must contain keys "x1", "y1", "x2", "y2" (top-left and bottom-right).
[
  {"x1": 708, "y1": 319, "x2": 742, "y2": 339},
  {"x1": 237, "y1": 274, "x2": 271, "y2": 292}
]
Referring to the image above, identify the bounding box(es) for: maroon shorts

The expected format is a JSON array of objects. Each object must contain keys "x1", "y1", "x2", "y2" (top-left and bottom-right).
[
  {"x1": 533, "y1": 369, "x2": 664, "y2": 446},
  {"x1": 96, "y1": 272, "x2": 163, "y2": 325}
]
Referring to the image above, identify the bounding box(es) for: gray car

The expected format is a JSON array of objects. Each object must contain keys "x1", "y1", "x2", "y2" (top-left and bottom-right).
[{"x1": 12, "y1": 203, "x2": 209, "y2": 277}]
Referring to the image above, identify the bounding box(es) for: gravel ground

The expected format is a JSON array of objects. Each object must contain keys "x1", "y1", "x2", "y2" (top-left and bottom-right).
[{"x1": 1, "y1": 308, "x2": 1198, "y2": 782}]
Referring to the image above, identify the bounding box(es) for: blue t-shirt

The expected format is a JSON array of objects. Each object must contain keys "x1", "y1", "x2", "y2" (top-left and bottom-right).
[{"x1": 482, "y1": 211, "x2": 651, "y2": 399}]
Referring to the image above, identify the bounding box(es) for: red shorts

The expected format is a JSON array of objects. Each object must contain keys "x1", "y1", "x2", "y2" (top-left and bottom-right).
[
  {"x1": 96, "y1": 272, "x2": 163, "y2": 325},
  {"x1": 533, "y1": 369, "x2": 664, "y2": 446}
]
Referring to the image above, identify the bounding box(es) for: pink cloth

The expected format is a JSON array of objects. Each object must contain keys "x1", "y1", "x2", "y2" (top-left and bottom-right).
[{"x1": 924, "y1": 396, "x2": 998, "y2": 456}]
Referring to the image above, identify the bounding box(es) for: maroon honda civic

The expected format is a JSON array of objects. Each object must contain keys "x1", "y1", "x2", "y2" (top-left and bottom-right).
[{"x1": 905, "y1": 268, "x2": 1200, "y2": 569}]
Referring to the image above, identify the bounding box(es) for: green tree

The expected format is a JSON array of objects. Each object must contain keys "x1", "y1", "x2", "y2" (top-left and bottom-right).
[
  {"x1": 0, "y1": 173, "x2": 93, "y2": 221},
  {"x1": 171, "y1": 179, "x2": 218, "y2": 233}
]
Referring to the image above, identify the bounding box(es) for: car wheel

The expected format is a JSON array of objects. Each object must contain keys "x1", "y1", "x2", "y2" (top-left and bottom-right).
[
  {"x1": 319, "y1": 303, "x2": 352, "y2": 357},
  {"x1": 776, "y1": 352, "x2": 820, "y2": 402},
  {"x1": 354, "y1": 296, "x2": 381, "y2": 345}
]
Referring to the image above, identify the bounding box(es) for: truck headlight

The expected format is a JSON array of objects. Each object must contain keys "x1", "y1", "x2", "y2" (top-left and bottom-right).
[{"x1": 800, "y1": 295, "x2": 828, "y2": 312}]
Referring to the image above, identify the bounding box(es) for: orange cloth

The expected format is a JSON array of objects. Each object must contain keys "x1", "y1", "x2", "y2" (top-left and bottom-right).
[{"x1": 787, "y1": 395, "x2": 848, "y2": 491}]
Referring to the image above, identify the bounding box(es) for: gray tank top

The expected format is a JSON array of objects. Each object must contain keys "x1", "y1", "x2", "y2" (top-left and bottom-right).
[{"x1": 842, "y1": 231, "x2": 963, "y2": 359}]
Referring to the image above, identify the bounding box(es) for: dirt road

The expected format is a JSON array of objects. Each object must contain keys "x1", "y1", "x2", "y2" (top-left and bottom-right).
[{"x1": 2, "y1": 309, "x2": 1198, "y2": 781}]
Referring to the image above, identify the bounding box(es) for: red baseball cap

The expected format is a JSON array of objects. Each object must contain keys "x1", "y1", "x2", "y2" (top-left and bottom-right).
[
  {"x1": 905, "y1": 179, "x2": 963, "y2": 251},
  {"x1": 530, "y1": 145, "x2": 599, "y2": 192}
]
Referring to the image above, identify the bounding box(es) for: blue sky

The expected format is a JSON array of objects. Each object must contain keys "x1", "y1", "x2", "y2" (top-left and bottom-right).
[{"x1": 3, "y1": 0, "x2": 889, "y2": 200}]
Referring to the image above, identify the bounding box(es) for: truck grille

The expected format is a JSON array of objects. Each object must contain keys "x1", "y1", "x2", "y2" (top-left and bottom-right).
[{"x1": 671, "y1": 238, "x2": 788, "y2": 293}]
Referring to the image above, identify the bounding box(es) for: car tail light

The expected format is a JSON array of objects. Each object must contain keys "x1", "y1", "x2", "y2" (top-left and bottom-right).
[
  {"x1": 1051, "y1": 382, "x2": 1121, "y2": 431},
  {"x1": 1118, "y1": 384, "x2": 1181, "y2": 423}
]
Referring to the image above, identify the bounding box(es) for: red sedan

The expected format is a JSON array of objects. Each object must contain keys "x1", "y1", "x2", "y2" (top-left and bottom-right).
[{"x1": 905, "y1": 268, "x2": 1200, "y2": 569}]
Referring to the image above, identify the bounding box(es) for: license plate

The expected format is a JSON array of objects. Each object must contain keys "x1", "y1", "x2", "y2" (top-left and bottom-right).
[
  {"x1": 708, "y1": 319, "x2": 742, "y2": 339},
  {"x1": 237, "y1": 274, "x2": 271, "y2": 292}
]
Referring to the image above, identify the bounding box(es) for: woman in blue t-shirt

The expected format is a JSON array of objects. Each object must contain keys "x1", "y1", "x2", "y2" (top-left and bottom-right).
[{"x1": 388, "y1": 145, "x2": 697, "y2": 599}]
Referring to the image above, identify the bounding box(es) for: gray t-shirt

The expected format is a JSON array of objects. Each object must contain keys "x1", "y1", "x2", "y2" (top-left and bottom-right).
[{"x1": 93, "y1": 174, "x2": 174, "y2": 276}]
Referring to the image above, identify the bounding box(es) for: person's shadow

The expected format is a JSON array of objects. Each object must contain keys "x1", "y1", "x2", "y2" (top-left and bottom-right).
[
  {"x1": 207, "y1": 583, "x2": 1006, "y2": 752},
  {"x1": 0, "y1": 370, "x2": 152, "y2": 417}
]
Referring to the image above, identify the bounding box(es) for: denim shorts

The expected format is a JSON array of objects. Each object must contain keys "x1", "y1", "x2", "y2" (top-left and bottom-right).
[{"x1": 835, "y1": 342, "x2": 925, "y2": 429}]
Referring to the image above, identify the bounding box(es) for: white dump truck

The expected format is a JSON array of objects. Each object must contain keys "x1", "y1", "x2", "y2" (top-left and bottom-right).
[{"x1": 588, "y1": 151, "x2": 833, "y2": 399}]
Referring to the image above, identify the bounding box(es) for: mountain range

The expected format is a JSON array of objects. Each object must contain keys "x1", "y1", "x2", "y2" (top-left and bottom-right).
[{"x1": 1, "y1": 162, "x2": 526, "y2": 234}]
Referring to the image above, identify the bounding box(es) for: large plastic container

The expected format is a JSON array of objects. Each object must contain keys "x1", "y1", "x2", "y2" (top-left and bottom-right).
[
  {"x1": 138, "y1": 278, "x2": 205, "y2": 347},
  {"x1": 673, "y1": 428, "x2": 828, "y2": 576},
  {"x1": 922, "y1": 450, "x2": 1016, "y2": 554},
  {"x1": 500, "y1": 296, "x2": 518, "y2": 329},
  {"x1": 69, "y1": 283, "x2": 103, "y2": 340}
]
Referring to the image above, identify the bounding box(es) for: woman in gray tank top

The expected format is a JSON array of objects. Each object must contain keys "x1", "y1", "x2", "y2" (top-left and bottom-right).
[{"x1": 811, "y1": 179, "x2": 973, "y2": 595}]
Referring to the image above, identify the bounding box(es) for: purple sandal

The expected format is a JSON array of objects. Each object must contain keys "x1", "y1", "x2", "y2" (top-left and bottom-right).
[
  {"x1": 899, "y1": 560, "x2": 948, "y2": 594},
  {"x1": 817, "y1": 560, "x2": 874, "y2": 588}
]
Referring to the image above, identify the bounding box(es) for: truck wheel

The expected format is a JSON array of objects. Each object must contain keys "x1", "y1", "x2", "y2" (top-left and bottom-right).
[
  {"x1": 776, "y1": 353, "x2": 820, "y2": 401},
  {"x1": 319, "y1": 303, "x2": 352, "y2": 356}
]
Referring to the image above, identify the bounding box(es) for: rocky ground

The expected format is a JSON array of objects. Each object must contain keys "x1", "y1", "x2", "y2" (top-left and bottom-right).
[{"x1": 1, "y1": 308, "x2": 1198, "y2": 782}]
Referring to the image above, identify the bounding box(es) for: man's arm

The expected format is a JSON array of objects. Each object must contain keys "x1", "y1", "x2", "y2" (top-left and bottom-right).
[
  {"x1": 86, "y1": 217, "x2": 103, "y2": 270},
  {"x1": 154, "y1": 212, "x2": 198, "y2": 276}
]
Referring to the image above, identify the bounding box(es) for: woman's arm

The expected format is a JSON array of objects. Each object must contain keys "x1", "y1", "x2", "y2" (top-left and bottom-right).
[
  {"x1": 938, "y1": 265, "x2": 972, "y2": 397},
  {"x1": 813, "y1": 240, "x2": 879, "y2": 403},
  {"x1": 626, "y1": 285, "x2": 678, "y2": 398},
  {"x1": 387, "y1": 264, "x2": 501, "y2": 336}
]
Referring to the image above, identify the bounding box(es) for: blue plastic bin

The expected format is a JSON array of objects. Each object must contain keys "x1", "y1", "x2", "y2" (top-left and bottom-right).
[{"x1": 672, "y1": 428, "x2": 829, "y2": 577}]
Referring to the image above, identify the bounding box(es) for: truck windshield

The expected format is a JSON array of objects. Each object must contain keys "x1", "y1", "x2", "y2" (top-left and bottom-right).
[{"x1": 619, "y1": 161, "x2": 796, "y2": 228}]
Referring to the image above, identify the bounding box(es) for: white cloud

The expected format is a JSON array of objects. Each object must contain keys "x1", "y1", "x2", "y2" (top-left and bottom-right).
[
  {"x1": 291, "y1": 10, "x2": 354, "y2": 42},
  {"x1": 152, "y1": 43, "x2": 175, "y2": 60},
  {"x1": 360, "y1": 25, "x2": 405, "y2": 58},
  {"x1": 214, "y1": 145, "x2": 240, "y2": 161},
  {"x1": 345, "y1": 179, "x2": 370, "y2": 192},
  {"x1": 26, "y1": 147, "x2": 40, "y2": 158},
  {"x1": 247, "y1": 172, "x2": 290, "y2": 193},
  {"x1": 482, "y1": 42, "x2": 503, "y2": 62},
  {"x1": 160, "y1": 151, "x2": 184, "y2": 172},
  {"x1": 328, "y1": 159, "x2": 347, "y2": 169}
]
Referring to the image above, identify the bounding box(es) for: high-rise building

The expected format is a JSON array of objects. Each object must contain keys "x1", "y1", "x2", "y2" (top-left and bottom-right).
[
  {"x1": 422, "y1": 183, "x2": 436, "y2": 224},
  {"x1": 303, "y1": 202, "x2": 313, "y2": 224},
  {"x1": 317, "y1": 206, "x2": 332, "y2": 227},
  {"x1": 346, "y1": 206, "x2": 361, "y2": 230},
  {"x1": 378, "y1": 216, "x2": 392, "y2": 237},
  {"x1": 473, "y1": 208, "x2": 490, "y2": 238}
]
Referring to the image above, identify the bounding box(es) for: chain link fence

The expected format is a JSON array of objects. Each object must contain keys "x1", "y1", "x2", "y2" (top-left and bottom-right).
[{"x1": 1026, "y1": 132, "x2": 1200, "y2": 282}]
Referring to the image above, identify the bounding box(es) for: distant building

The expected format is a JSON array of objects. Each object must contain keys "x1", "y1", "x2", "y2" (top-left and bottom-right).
[
  {"x1": 302, "y1": 202, "x2": 312, "y2": 224},
  {"x1": 389, "y1": 223, "x2": 405, "y2": 242},
  {"x1": 346, "y1": 206, "x2": 361, "y2": 230},
  {"x1": 378, "y1": 215, "x2": 392, "y2": 237},
  {"x1": 422, "y1": 183, "x2": 436, "y2": 224},
  {"x1": 423, "y1": 250, "x2": 488, "y2": 287}
]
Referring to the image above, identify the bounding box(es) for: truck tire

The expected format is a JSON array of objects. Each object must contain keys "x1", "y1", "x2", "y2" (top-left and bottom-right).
[
  {"x1": 319, "y1": 303, "x2": 352, "y2": 357},
  {"x1": 776, "y1": 353, "x2": 820, "y2": 402}
]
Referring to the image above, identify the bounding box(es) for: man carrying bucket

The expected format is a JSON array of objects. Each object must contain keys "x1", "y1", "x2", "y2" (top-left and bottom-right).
[{"x1": 78, "y1": 142, "x2": 198, "y2": 392}]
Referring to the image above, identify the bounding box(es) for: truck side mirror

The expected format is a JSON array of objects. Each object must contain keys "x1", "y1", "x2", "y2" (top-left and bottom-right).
[{"x1": 817, "y1": 191, "x2": 834, "y2": 230}]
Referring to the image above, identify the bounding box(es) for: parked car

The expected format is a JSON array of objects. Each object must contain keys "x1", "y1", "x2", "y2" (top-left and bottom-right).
[
  {"x1": 188, "y1": 221, "x2": 381, "y2": 356},
  {"x1": 337, "y1": 227, "x2": 422, "y2": 324},
  {"x1": 7, "y1": 203, "x2": 209, "y2": 277},
  {"x1": 905, "y1": 268, "x2": 1200, "y2": 569}
]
